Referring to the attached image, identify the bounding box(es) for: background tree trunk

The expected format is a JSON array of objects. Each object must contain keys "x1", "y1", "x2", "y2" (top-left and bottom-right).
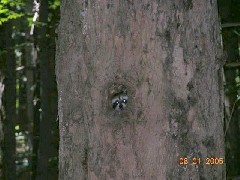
[
  {"x1": 36, "y1": 1, "x2": 58, "y2": 179},
  {"x1": 32, "y1": 59, "x2": 40, "y2": 180},
  {"x1": 0, "y1": 24, "x2": 4, "y2": 180},
  {"x1": 56, "y1": 0, "x2": 225, "y2": 179},
  {"x1": 0, "y1": 71, "x2": 4, "y2": 179},
  {"x1": 218, "y1": 0, "x2": 240, "y2": 177},
  {"x1": 2, "y1": 21, "x2": 16, "y2": 180}
]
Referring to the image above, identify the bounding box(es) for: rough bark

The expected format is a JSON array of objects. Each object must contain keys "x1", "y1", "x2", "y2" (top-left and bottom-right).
[{"x1": 56, "y1": 0, "x2": 225, "y2": 179}]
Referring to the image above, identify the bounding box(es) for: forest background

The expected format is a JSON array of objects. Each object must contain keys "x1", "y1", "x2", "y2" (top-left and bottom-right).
[{"x1": 0, "y1": 0, "x2": 240, "y2": 179}]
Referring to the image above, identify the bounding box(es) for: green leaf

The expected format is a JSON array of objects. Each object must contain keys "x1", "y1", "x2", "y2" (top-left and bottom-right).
[
  {"x1": 0, "y1": 9, "x2": 9, "y2": 14},
  {"x1": 1, "y1": 0, "x2": 8, "y2": 5},
  {"x1": 8, "y1": 12, "x2": 23, "y2": 19},
  {"x1": 15, "y1": 125, "x2": 20, "y2": 131},
  {"x1": 0, "y1": 17, "x2": 9, "y2": 23},
  {"x1": 49, "y1": 0, "x2": 60, "y2": 10},
  {"x1": 236, "y1": 76, "x2": 240, "y2": 84}
]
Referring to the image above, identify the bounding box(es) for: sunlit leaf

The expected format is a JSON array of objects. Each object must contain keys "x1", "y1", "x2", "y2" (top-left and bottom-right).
[
  {"x1": 49, "y1": 0, "x2": 60, "y2": 10},
  {"x1": 15, "y1": 125, "x2": 20, "y2": 131},
  {"x1": 235, "y1": 76, "x2": 240, "y2": 84},
  {"x1": 0, "y1": 9, "x2": 9, "y2": 14},
  {"x1": 8, "y1": 12, "x2": 23, "y2": 19}
]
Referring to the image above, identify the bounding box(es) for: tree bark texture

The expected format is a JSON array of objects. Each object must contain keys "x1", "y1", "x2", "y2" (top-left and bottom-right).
[{"x1": 56, "y1": 0, "x2": 225, "y2": 179}]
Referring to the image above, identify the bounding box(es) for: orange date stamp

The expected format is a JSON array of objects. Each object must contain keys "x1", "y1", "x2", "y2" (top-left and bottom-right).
[{"x1": 178, "y1": 157, "x2": 224, "y2": 165}]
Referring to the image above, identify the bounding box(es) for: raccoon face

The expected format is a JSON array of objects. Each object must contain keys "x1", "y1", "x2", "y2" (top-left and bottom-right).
[{"x1": 111, "y1": 93, "x2": 128, "y2": 111}]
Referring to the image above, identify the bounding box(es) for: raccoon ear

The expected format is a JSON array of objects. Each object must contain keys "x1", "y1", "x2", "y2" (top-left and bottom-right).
[{"x1": 121, "y1": 88, "x2": 127, "y2": 95}]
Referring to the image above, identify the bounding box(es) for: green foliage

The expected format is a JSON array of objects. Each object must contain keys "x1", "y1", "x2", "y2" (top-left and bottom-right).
[
  {"x1": 235, "y1": 75, "x2": 240, "y2": 88},
  {"x1": 49, "y1": 0, "x2": 60, "y2": 10},
  {"x1": 15, "y1": 125, "x2": 20, "y2": 131},
  {"x1": 0, "y1": 0, "x2": 25, "y2": 25},
  {"x1": 0, "y1": 0, "x2": 61, "y2": 25},
  {"x1": 15, "y1": 131, "x2": 31, "y2": 175}
]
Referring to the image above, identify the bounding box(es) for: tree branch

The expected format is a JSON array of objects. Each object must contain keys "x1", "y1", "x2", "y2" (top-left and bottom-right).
[
  {"x1": 224, "y1": 62, "x2": 240, "y2": 68},
  {"x1": 221, "y1": 23, "x2": 240, "y2": 28}
]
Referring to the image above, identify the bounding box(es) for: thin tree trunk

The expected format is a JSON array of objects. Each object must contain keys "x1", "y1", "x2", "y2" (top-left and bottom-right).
[
  {"x1": 0, "y1": 71, "x2": 4, "y2": 179},
  {"x1": 2, "y1": 21, "x2": 16, "y2": 180},
  {"x1": 24, "y1": 37, "x2": 35, "y2": 180},
  {"x1": 223, "y1": 31, "x2": 240, "y2": 177},
  {"x1": 32, "y1": 62, "x2": 40, "y2": 180},
  {"x1": 0, "y1": 25, "x2": 4, "y2": 180},
  {"x1": 17, "y1": 64, "x2": 28, "y2": 131},
  {"x1": 37, "y1": 1, "x2": 51, "y2": 173},
  {"x1": 31, "y1": 23, "x2": 41, "y2": 180},
  {"x1": 56, "y1": 1, "x2": 225, "y2": 179},
  {"x1": 219, "y1": 0, "x2": 240, "y2": 177},
  {"x1": 36, "y1": 1, "x2": 58, "y2": 179}
]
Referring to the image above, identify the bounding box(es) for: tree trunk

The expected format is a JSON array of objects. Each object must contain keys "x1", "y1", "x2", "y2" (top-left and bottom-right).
[
  {"x1": 32, "y1": 61, "x2": 40, "y2": 180},
  {"x1": 36, "y1": 1, "x2": 58, "y2": 179},
  {"x1": 218, "y1": 0, "x2": 240, "y2": 177},
  {"x1": 0, "y1": 71, "x2": 4, "y2": 179},
  {"x1": 222, "y1": 31, "x2": 240, "y2": 179},
  {"x1": 0, "y1": 25, "x2": 4, "y2": 180},
  {"x1": 24, "y1": 32, "x2": 36, "y2": 180},
  {"x1": 17, "y1": 48, "x2": 28, "y2": 131},
  {"x1": 56, "y1": 0, "x2": 225, "y2": 179},
  {"x1": 2, "y1": 22, "x2": 16, "y2": 180}
]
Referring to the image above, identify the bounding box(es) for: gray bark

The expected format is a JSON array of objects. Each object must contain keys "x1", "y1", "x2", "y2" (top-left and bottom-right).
[{"x1": 56, "y1": 0, "x2": 225, "y2": 179}]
